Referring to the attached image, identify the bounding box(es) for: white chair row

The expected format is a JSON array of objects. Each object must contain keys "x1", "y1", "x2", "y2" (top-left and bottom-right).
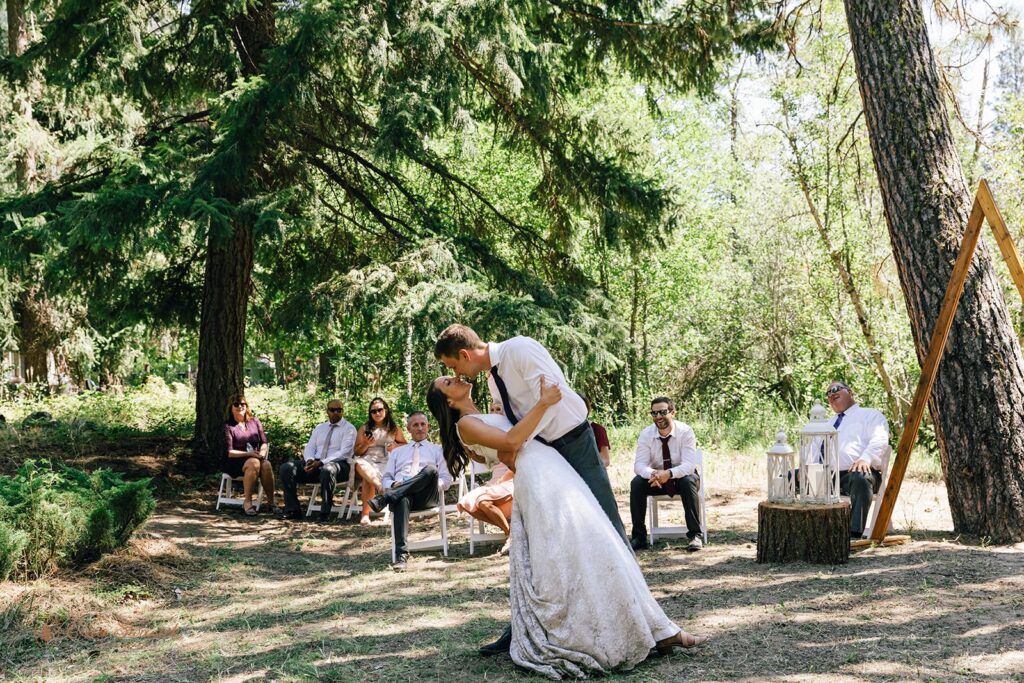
[{"x1": 647, "y1": 448, "x2": 708, "y2": 546}]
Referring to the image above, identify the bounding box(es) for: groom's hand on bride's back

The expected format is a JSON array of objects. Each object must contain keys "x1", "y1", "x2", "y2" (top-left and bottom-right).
[{"x1": 538, "y1": 376, "x2": 561, "y2": 406}]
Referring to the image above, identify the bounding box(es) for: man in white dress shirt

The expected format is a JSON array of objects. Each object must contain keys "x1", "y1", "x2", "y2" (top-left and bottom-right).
[
  {"x1": 279, "y1": 399, "x2": 357, "y2": 521},
  {"x1": 629, "y1": 397, "x2": 703, "y2": 551},
  {"x1": 434, "y1": 324, "x2": 627, "y2": 655},
  {"x1": 368, "y1": 411, "x2": 452, "y2": 572},
  {"x1": 823, "y1": 380, "x2": 891, "y2": 538}
]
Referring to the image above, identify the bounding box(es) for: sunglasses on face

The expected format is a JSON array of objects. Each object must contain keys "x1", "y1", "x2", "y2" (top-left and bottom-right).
[
  {"x1": 327, "y1": 407, "x2": 342, "y2": 413},
  {"x1": 826, "y1": 385, "x2": 848, "y2": 397},
  {"x1": 370, "y1": 407, "x2": 386, "y2": 414},
  {"x1": 233, "y1": 402, "x2": 247, "y2": 408},
  {"x1": 650, "y1": 409, "x2": 671, "y2": 417}
]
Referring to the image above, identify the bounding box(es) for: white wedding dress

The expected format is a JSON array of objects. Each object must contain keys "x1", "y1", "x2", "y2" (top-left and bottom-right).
[{"x1": 459, "y1": 413, "x2": 679, "y2": 680}]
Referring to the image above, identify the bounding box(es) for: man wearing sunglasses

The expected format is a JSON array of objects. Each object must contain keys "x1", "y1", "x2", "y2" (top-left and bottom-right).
[
  {"x1": 630, "y1": 397, "x2": 702, "y2": 551},
  {"x1": 823, "y1": 381, "x2": 891, "y2": 539},
  {"x1": 279, "y1": 399, "x2": 357, "y2": 521}
]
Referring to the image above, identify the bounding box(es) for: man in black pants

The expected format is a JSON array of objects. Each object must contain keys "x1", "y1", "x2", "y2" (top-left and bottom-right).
[
  {"x1": 434, "y1": 324, "x2": 628, "y2": 655},
  {"x1": 628, "y1": 396, "x2": 703, "y2": 551},
  {"x1": 279, "y1": 399, "x2": 356, "y2": 521},
  {"x1": 368, "y1": 412, "x2": 452, "y2": 571}
]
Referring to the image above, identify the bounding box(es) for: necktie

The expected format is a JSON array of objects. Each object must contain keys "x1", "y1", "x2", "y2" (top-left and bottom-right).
[
  {"x1": 659, "y1": 436, "x2": 678, "y2": 497},
  {"x1": 490, "y1": 365, "x2": 519, "y2": 425},
  {"x1": 411, "y1": 441, "x2": 421, "y2": 474},
  {"x1": 321, "y1": 424, "x2": 336, "y2": 459}
]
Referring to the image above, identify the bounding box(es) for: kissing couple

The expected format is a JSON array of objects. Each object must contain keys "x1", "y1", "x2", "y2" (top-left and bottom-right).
[{"x1": 426, "y1": 324, "x2": 708, "y2": 680}]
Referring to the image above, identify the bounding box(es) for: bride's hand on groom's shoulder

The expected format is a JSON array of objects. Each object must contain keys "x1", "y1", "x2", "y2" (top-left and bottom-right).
[{"x1": 538, "y1": 376, "x2": 561, "y2": 407}]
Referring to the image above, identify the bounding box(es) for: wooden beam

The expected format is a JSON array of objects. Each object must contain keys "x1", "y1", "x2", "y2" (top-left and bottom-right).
[
  {"x1": 870, "y1": 193, "x2": 987, "y2": 541},
  {"x1": 977, "y1": 179, "x2": 1024, "y2": 303}
]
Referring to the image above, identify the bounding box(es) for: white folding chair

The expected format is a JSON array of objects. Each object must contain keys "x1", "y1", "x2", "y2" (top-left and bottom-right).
[
  {"x1": 216, "y1": 473, "x2": 264, "y2": 511},
  {"x1": 466, "y1": 460, "x2": 508, "y2": 555},
  {"x1": 306, "y1": 463, "x2": 370, "y2": 519},
  {"x1": 648, "y1": 448, "x2": 707, "y2": 545},
  {"x1": 342, "y1": 467, "x2": 392, "y2": 523},
  {"x1": 864, "y1": 445, "x2": 896, "y2": 539},
  {"x1": 390, "y1": 481, "x2": 449, "y2": 563}
]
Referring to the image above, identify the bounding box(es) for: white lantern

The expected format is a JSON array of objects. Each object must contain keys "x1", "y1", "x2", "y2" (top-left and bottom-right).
[
  {"x1": 766, "y1": 430, "x2": 796, "y2": 502},
  {"x1": 798, "y1": 400, "x2": 840, "y2": 504}
]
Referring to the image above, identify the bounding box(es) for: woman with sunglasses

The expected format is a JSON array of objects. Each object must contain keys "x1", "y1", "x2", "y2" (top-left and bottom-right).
[
  {"x1": 222, "y1": 393, "x2": 276, "y2": 516},
  {"x1": 352, "y1": 397, "x2": 407, "y2": 524}
]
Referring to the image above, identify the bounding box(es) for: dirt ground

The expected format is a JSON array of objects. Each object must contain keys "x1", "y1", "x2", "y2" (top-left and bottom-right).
[{"x1": 2, "y1": 456, "x2": 1023, "y2": 683}]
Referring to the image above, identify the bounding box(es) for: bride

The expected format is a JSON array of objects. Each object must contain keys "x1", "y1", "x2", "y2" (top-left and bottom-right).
[{"x1": 427, "y1": 374, "x2": 707, "y2": 680}]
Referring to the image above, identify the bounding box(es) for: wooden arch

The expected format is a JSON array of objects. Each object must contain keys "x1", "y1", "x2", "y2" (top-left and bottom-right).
[{"x1": 870, "y1": 179, "x2": 1024, "y2": 542}]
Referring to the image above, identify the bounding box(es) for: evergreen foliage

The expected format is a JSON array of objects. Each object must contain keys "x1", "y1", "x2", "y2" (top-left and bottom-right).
[{"x1": 0, "y1": 460, "x2": 156, "y2": 579}]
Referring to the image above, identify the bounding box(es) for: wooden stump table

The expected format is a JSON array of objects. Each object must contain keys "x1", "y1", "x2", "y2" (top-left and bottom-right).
[{"x1": 757, "y1": 501, "x2": 851, "y2": 564}]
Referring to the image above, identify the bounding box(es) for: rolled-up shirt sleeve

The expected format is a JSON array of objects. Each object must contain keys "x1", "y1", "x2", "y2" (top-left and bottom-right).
[
  {"x1": 303, "y1": 424, "x2": 319, "y2": 461},
  {"x1": 634, "y1": 433, "x2": 655, "y2": 479},
  {"x1": 434, "y1": 447, "x2": 453, "y2": 490}
]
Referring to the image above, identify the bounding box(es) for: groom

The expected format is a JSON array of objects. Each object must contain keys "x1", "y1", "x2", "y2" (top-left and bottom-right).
[{"x1": 434, "y1": 324, "x2": 628, "y2": 655}]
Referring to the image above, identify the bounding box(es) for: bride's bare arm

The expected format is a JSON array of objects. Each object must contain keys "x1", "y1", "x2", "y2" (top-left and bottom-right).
[{"x1": 456, "y1": 376, "x2": 561, "y2": 453}]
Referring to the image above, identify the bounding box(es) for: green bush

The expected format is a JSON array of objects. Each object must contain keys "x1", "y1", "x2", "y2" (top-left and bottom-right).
[{"x1": 0, "y1": 460, "x2": 156, "y2": 580}]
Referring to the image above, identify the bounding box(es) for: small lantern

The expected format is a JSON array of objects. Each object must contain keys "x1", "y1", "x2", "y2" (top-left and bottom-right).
[
  {"x1": 798, "y1": 400, "x2": 840, "y2": 504},
  {"x1": 766, "y1": 430, "x2": 796, "y2": 502}
]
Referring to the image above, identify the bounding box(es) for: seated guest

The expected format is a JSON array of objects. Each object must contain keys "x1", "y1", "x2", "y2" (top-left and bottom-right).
[
  {"x1": 368, "y1": 411, "x2": 452, "y2": 571},
  {"x1": 582, "y1": 395, "x2": 611, "y2": 468},
  {"x1": 823, "y1": 380, "x2": 891, "y2": 539},
  {"x1": 279, "y1": 399, "x2": 357, "y2": 521},
  {"x1": 353, "y1": 397, "x2": 407, "y2": 525},
  {"x1": 222, "y1": 393, "x2": 275, "y2": 516},
  {"x1": 458, "y1": 402, "x2": 515, "y2": 555},
  {"x1": 629, "y1": 396, "x2": 702, "y2": 551}
]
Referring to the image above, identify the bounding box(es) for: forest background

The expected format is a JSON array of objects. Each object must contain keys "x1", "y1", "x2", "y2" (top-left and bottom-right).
[{"x1": 2, "y1": 0, "x2": 1023, "y2": 467}]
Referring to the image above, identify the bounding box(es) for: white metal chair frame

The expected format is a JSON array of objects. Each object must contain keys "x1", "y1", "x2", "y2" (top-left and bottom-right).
[
  {"x1": 390, "y1": 481, "x2": 449, "y2": 563},
  {"x1": 216, "y1": 473, "x2": 265, "y2": 511},
  {"x1": 303, "y1": 462, "x2": 374, "y2": 519},
  {"x1": 857, "y1": 445, "x2": 895, "y2": 539},
  {"x1": 647, "y1": 448, "x2": 707, "y2": 546},
  {"x1": 465, "y1": 460, "x2": 508, "y2": 555}
]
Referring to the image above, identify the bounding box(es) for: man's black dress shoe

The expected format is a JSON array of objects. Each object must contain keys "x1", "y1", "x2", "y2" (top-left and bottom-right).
[
  {"x1": 282, "y1": 509, "x2": 302, "y2": 520},
  {"x1": 368, "y1": 494, "x2": 388, "y2": 514},
  {"x1": 630, "y1": 536, "x2": 650, "y2": 551},
  {"x1": 479, "y1": 624, "x2": 512, "y2": 656}
]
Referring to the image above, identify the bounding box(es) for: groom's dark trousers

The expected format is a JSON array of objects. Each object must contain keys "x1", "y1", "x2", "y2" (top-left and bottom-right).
[{"x1": 540, "y1": 422, "x2": 628, "y2": 544}]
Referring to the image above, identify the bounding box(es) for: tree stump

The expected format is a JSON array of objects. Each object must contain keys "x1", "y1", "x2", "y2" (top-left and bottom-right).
[{"x1": 757, "y1": 501, "x2": 850, "y2": 564}]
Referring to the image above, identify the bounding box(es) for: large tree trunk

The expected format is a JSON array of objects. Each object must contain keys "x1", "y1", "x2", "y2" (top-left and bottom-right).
[
  {"x1": 191, "y1": 1, "x2": 276, "y2": 469},
  {"x1": 844, "y1": 1, "x2": 1024, "y2": 542},
  {"x1": 7, "y1": 0, "x2": 48, "y2": 384}
]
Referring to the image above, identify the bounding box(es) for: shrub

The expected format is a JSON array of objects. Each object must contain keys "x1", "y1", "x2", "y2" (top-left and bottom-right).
[{"x1": 0, "y1": 460, "x2": 156, "y2": 580}]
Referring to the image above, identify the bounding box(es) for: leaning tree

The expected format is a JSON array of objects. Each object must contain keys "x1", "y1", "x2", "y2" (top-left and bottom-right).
[{"x1": 843, "y1": 0, "x2": 1024, "y2": 542}]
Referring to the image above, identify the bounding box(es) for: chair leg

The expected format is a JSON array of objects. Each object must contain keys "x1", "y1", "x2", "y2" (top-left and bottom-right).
[
  {"x1": 440, "y1": 505, "x2": 449, "y2": 557},
  {"x1": 306, "y1": 484, "x2": 320, "y2": 517},
  {"x1": 648, "y1": 496, "x2": 656, "y2": 545},
  {"x1": 216, "y1": 476, "x2": 227, "y2": 510}
]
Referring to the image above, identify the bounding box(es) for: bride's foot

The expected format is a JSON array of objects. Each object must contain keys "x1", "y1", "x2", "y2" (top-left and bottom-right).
[
  {"x1": 656, "y1": 630, "x2": 709, "y2": 656},
  {"x1": 359, "y1": 515, "x2": 371, "y2": 526},
  {"x1": 497, "y1": 538, "x2": 511, "y2": 556}
]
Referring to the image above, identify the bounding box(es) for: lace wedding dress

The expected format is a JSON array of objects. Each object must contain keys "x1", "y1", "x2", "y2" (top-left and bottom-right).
[{"x1": 458, "y1": 413, "x2": 679, "y2": 680}]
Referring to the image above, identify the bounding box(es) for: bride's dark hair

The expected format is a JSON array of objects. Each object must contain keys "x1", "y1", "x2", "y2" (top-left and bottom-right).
[{"x1": 426, "y1": 381, "x2": 469, "y2": 480}]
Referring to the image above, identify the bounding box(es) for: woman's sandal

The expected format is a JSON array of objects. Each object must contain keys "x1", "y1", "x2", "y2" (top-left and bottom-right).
[
  {"x1": 243, "y1": 504, "x2": 258, "y2": 517},
  {"x1": 655, "y1": 631, "x2": 709, "y2": 656}
]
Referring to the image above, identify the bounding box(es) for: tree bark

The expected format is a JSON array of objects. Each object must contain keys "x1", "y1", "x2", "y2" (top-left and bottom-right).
[
  {"x1": 319, "y1": 349, "x2": 336, "y2": 392},
  {"x1": 192, "y1": 1, "x2": 276, "y2": 468},
  {"x1": 844, "y1": 1, "x2": 1024, "y2": 542},
  {"x1": 757, "y1": 501, "x2": 850, "y2": 564}
]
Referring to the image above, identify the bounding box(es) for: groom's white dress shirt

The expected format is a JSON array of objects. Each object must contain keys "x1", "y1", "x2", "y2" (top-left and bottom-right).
[
  {"x1": 486, "y1": 337, "x2": 588, "y2": 442},
  {"x1": 301, "y1": 419, "x2": 356, "y2": 465}
]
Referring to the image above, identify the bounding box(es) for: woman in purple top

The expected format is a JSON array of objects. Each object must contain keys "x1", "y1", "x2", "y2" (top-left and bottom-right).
[{"x1": 222, "y1": 393, "x2": 275, "y2": 515}]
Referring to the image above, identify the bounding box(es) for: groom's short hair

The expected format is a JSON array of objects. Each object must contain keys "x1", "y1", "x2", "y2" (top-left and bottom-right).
[{"x1": 434, "y1": 324, "x2": 485, "y2": 358}]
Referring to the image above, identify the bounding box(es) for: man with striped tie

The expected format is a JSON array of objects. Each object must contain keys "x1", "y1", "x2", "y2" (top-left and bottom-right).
[
  {"x1": 369, "y1": 411, "x2": 452, "y2": 571},
  {"x1": 824, "y1": 381, "x2": 891, "y2": 539},
  {"x1": 279, "y1": 399, "x2": 356, "y2": 521}
]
